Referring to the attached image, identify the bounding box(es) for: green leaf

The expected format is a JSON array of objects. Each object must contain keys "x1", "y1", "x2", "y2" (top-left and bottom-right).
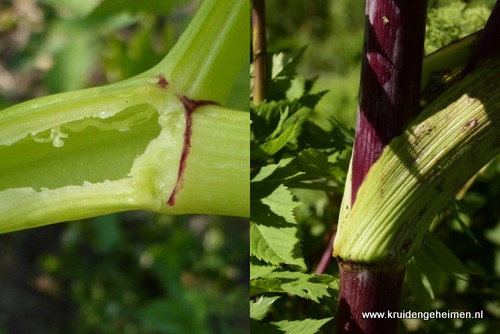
[
  {"x1": 251, "y1": 157, "x2": 295, "y2": 183},
  {"x1": 272, "y1": 317, "x2": 333, "y2": 334},
  {"x1": 423, "y1": 233, "x2": 476, "y2": 275},
  {"x1": 409, "y1": 232, "x2": 479, "y2": 308},
  {"x1": 250, "y1": 258, "x2": 277, "y2": 279},
  {"x1": 250, "y1": 184, "x2": 305, "y2": 269},
  {"x1": 407, "y1": 258, "x2": 434, "y2": 308},
  {"x1": 267, "y1": 47, "x2": 307, "y2": 101},
  {"x1": 250, "y1": 320, "x2": 283, "y2": 334},
  {"x1": 250, "y1": 296, "x2": 281, "y2": 321},
  {"x1": 250, "y1": 221, "x2": 305, "y2": 270},
  {"x1": 413, "y1": 247, "x2": 444, "y2": 300},
  {"x1": 250, "y1": 275, "x2": 283, "y2": 296},
  {"x1": 251, "y1": 271, "x2": 338, "y2": 303},
  {"x1": 44, "y1": 21, "x2": 96, "y2": 93},
  {"x1": 261, "y1": 184, "x2": 301, "y2": 224},
  {"x1": 253, "y1": 122, "x2": 298, "y2": 160}
]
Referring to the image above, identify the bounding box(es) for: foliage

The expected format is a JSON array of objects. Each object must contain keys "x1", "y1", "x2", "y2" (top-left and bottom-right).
[
  {"x1": 250, "y1": 49, "x2": 352, "y2": 333},
  {"x1": 41, "y1": 214, "x2": 248, "y2": 333},
  {"x1": 425, "y1": 2, "x2": 491, "y2": 54}
]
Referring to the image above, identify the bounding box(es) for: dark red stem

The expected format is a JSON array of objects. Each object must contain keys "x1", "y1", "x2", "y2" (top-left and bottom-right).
[
  {"x1": 315, "y1": 228, "x2": 336, "y2": 274},
  {"x1": 351, "y1": 0, "x2": 427, "y2": 203},
  {"x1": 338, "y1": 263, "x2": 406, "y2": 334},
  {"x1": 338, "y1": 1, "x2": 428, "y2": 333},
  {"x1": 463, "y1": 0, "x2": 500, "y2": 76}
]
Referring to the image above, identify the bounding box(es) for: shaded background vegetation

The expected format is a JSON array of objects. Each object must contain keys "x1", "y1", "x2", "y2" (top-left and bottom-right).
[
  {"x1": 262, "y1": 0, "x2": 499, "y2": 332},
  {"x1": 0, "y1": 0, "x2": 248, "y2": 333}
]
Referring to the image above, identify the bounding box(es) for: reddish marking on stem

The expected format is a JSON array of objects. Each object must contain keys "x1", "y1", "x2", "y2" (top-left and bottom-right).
[
  {"x1": 156, "y1": 74, "x2": 169, "y2": 89},
  {"x1": 167, "y1": 95, "x2": 217, "y2": 206}
]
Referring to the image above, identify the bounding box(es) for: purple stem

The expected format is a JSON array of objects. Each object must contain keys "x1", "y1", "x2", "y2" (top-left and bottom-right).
[
  {"x1": 337, "y1": 1, "x2": 428, "y2": 333},
  {"x1": 338, "y1": 263, "x2": 406, "y2": 334},
  {"x1": 315, "y1": 230, "x2": 336, "y2": 274},
  {"x1": 351, "y1": 0, "x2": 427, "y2": 203},
  {"x1": 463, "y1": 0, "x2": 500, "y2": 76}
]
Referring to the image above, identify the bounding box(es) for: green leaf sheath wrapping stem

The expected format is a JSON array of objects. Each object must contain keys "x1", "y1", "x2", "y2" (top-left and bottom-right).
[
  {"x1": 144, "y1": 0, "x2": 248, "y2": 103},
  {"x1": 0, "y1": 0, "x2": 249, "y2": 234},
  {"x1": 334, "y1": 57, "x2": 500, "y2": 265}
]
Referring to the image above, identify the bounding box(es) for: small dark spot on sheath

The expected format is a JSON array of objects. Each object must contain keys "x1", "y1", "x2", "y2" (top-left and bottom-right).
[
  {"x1": 400, "y1": 233, "x2": 415, "y2": 255},
  {"x1": 156, "y1": 74, "x2": 168, "y2": 88},
  {"x1": 462, "y1": 119, "x2": 478, "y2": 131}
]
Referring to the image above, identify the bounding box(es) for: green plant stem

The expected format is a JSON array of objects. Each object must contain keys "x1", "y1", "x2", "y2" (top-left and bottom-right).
[
  {"x1": 252, "y1": 0, "x2": 267, "y2": 104},
  {"x1": 0, "y1": 0, "x2": 249, "y2": 234}
]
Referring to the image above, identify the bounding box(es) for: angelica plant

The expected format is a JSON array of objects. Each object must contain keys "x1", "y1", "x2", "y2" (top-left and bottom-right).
[
  {"x1": 250, "y1": 1, "x2": 499, "y2": 333},
  {"x1": 0, "y1": 0, "x2": 249, "y2": 234}
]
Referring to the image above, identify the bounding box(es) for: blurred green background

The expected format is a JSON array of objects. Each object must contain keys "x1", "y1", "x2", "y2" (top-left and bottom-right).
[
  {"x1": 0, "y1": 0, "x2": 248, "y2": 333},
  {"x1": 264, "y1": 0, "x2": 499, "y2": 333}
]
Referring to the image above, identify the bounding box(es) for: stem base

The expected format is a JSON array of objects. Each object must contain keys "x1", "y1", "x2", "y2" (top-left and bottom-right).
[{"x1": 338, "y1": 262, "x2": 405, "y2": 334}]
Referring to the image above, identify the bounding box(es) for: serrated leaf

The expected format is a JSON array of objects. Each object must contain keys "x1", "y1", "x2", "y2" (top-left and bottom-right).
[
  {"x1": 251, "y1": 157, "x2": 295, "y2": 183},
  {"x1": 272, "y1": 271, "x2": 338, "y2": 303},
  {"x1": 250, "y1": 222, "x2": 305, "y2": 269},
  {"x1": 272, "y1": 317, "x2": 333, "y2": 334},
  {"x1": 294, "y1": 149, "x2": 335, "y2": 179},
  {"x1": 286, "y1": 76, "x2": 305, "y2": 101},
  {"x1": 250, "y1": 320, "x2": 283, "y2": 334},
  {"x1": 250, "y1": 258, "x2": 277, "y2": 279},
  {"x1": 251, "y1": 271, "x2": 338, "y2": 303},
  {"x1": 250, "y1": 183, "x2": 306, "y2": 269},
  {"x1": 250, "y1": 276, "x2": 283, "y2": 296},
  {"x1": 261, "y1": 184, "x2": 302, "y2": 223},
  {"x1": 298, "y1": 91, "x2": 328, "y2": 109},
  {"x1": 250, "y1": 296, "x2": 281, "y2": 321},
  {"x1": 267, "y1": 47, "x2": 307, "y2": 101},
  {"x1": 253, "y1": 122, "x2": 298, "y2": 160}
]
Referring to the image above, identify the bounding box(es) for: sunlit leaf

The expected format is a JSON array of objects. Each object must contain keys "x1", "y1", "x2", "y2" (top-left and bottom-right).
[{"x1": 250, "y1": 296, "x2": 281, "y2": 321}]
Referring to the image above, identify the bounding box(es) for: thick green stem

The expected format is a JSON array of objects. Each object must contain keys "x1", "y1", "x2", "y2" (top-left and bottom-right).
[{"x1": 0, "y1": 0, "x2": 249, "y2": 233}]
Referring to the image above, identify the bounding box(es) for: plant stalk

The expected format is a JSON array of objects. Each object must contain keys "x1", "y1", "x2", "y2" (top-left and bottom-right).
[
  {"x1": 351, "y1": 0, "x2": 427, "y2": 202},
  {"x1": 0, "y1": 0, "x2": 249, "y2": 233},
  {"x1": 338, "y1": 263, "x2": 405, "y2": 334},
  {"x1": 336, "y1": 0, "x2": 428, "y2": 333},
  {"x1": 463, "y1": 0, "x2": 500, "y2": 76},
  {"x1": 252, "y1": 0, "x2": 267, "y2": 104}
]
